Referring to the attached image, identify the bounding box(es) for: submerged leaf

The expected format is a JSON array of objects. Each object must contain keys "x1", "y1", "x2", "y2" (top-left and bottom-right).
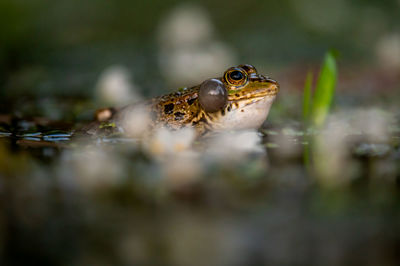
[{"x1": 302, "y1": 71, "x2": 313, "y2": 122}]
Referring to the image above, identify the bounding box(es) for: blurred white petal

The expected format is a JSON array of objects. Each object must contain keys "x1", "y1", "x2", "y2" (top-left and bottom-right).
[
  {"x1": 144, "y1": 127, "x2": 196, "y2": 156},
  {"x1": 204, "y1": 130, "x2": 265, "y2": 161},
  {"x1": 157, "y1": 3, "x2": 236, "y2": 86},
  {"x1": 96, "y1": 65, "x2": 143, "y2": 105},
  {"x1": 120, "y1": 105, "x2": 152, "y2": 138},
  {"x1": 376, "y1": 33, "x2": 400, "y2": 72}
]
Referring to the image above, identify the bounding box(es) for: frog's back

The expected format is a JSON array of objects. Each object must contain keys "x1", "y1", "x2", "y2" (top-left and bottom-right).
[
  {"x1": 151, "y1": 86, "x2": 201, "y2": 129},
  {"x1": 106, "y1": 86, "x2": 202, "y2": 133}
]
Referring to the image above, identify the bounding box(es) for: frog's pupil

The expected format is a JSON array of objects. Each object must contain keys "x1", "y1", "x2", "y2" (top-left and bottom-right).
[{"x1": 230, "y1": 71, "x2": 243, "y2": 80}]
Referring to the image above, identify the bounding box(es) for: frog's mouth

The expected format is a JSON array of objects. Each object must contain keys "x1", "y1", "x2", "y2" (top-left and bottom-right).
[{"x1": 227, "y1": 75, "x2": 279, "y2": 103}]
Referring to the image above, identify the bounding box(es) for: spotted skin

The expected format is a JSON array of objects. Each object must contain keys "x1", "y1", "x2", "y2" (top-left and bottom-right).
[{"x1": 95, "y1": 64, "x2": 279, "y2": 136}]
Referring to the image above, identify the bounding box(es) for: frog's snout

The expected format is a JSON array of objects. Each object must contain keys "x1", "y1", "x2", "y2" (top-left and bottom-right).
[
  {"x1": 268, "y1": 78, "x2": 279, "y2": 95},
  {"x1": 257, "y1": 74, "x2": 276, "y2": 83},
  {"x1": 258, "y1": 74, "x2": 279, "y2": 95}
]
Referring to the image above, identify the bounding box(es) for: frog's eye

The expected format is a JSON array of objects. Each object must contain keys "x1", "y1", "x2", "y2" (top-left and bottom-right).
[
  {"x1": 224, "y1": 67, "x2": 248, "y2": 86},
  {"x1": 199, "y1": 78, "x2": 228, "y2": 113}
]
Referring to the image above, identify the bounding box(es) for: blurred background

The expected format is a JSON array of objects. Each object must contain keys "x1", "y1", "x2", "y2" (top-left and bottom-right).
[
  {"x1": 1, "y1": 0, "x2": 399, "y2": 119},
  {"x1": 0, "y1": 1, "x2": 400, "y2": 266}
]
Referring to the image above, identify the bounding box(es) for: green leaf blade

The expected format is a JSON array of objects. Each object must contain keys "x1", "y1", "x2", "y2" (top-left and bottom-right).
[{"x1": 311, "y1": 51, "x2": 337, "y2": 127}]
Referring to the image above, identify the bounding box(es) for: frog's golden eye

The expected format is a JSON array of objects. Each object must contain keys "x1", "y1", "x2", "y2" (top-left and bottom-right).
[
  {"x1": 199, "y1": 78, "x2": 228, "y2": 113},
  {"x1": 224, "y1": 67, "x2": 248, "y2": 86}
]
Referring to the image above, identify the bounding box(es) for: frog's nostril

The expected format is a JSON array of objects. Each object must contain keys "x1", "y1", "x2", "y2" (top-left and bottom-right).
[
  {"x1": 258, "y1": 74, "x2": 272, "y2": 82},
  {"x1": 256, "y1": 74, "x2": 276, "y2": 84},
  {"x1": 270, "y1": 82, "x2": 279, "y2": 93}
]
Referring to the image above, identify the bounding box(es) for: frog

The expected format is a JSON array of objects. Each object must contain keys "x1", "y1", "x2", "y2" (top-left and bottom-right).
[{"x1": 88, "y1": 64, "x2": 278, "y2": 136}]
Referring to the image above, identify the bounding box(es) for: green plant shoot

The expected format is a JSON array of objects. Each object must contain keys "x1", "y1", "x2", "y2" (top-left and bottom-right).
[{"x1": 310, "y1": 51, "x2": 337, "y2": 127}]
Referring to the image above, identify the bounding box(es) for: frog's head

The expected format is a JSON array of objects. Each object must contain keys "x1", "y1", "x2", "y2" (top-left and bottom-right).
[{"x1": 198, "y1": 64, "x2": 279, "y2": 131}]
